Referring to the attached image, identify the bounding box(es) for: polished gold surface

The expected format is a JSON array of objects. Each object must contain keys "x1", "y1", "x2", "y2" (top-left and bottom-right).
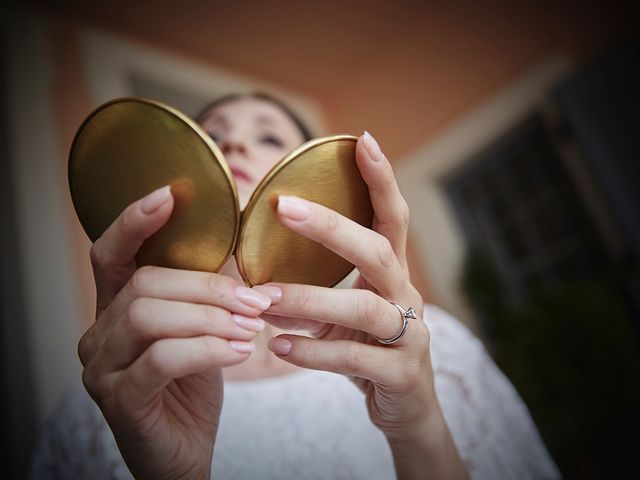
[
  {"x1": 237, "y1": 136, "x2": 374, "y2": 286},
  {"x1": 68, "y1": 97, "x2": 239, "y2": 272},
  {"x1": 69, "y1": 98, "x2": 373, "y2": 286}
]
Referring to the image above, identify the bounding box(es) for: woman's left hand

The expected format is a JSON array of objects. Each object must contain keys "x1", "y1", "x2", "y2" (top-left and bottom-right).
[{"x1": 258, "y1": 131, "x2": 435, "y2": 439}]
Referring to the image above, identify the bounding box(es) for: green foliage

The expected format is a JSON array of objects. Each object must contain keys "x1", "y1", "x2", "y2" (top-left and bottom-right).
[{"x1": 460, "y1": 247, "x2": 640, "y2": 479}]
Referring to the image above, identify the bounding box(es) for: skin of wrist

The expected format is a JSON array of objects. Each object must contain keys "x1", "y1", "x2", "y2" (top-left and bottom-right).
[
  {"x1": 382, "y1": 390, "x2": 444, "y2": 445},
  {"x1": 145, "y1": 463, "x2": 211, "y2": 480},
  {"x1": 376, "y1": 375, "x2": 439, "y2": 441},
  {"x1": 384, "y1": 398, "x2": 469, "y2": 480}
]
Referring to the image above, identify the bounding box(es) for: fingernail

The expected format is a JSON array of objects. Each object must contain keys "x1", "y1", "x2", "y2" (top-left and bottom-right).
[
  {"x1": 362, "y1": 131, "x2": 384, "y2": 162},
  {"x1": 232, "y1": 314, "x2": 265, "y2": 332},
  {"x1": 277, "y1": 196, "x2": 311, "y2": 221},
  {"x1": 235, "y1": 286, "x2": 271, "y2": 310},
  {"x1": 229, "y1": 341, "x2": 255, "y2": 353},
  {"x1": 141, "y1": 185, "x2": 172, "y2": 214},
  {"x1": 253, "y1": 285, "x2": 282, "y2": 305},
  {"x1": 268, "y1": 337, "x2": 292, "y2": 355}
]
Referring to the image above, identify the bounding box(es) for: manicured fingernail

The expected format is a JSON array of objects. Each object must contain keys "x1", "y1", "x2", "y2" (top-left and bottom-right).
[
  {"x1": 141, "y1": 185, "x2": 172, "y2": 214},
  {"x1": 229, "y1": 341, "x2": 255, "y2": 353},
  {"x1": 232, "y1": 314, "x2": 265, "y2": 332},
  {"x1": 268, "y1": 337, "x2": 292, "y2": 355},
  {"x1": 278, "y1": 196, "x2": 311, "y2": 221},
  {"x1": 235, "y1": 286, "x2": 271, "y2": 310},
  {"x1": 362, "y1": 131, "x2": 384, "y2": 162},
  {"x1": 253, "y1": 285, "x2": 282, "y2": 305}
]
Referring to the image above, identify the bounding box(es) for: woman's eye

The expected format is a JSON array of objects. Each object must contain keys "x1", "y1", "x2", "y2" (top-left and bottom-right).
[{"x1": 259, "y1": 134, "x2": 284, "y2": 148}]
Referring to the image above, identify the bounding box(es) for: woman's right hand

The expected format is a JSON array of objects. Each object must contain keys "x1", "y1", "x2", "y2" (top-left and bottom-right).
[{"x1": 78, "y1": 186, "x2": 272, "y2": 480}]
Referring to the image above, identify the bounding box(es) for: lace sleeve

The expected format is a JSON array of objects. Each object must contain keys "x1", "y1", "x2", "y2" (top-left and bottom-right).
[
  {"x1": 426, "y1": 304, "x2": 561, "y2": 480},
  {"x1": 29, "y1": 385, "x2": 132, "y2": 480}
]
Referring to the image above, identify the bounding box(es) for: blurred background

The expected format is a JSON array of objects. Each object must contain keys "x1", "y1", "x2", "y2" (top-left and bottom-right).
[{"x1": 1, "y1": 1, "x2": 639, "y2": 478}]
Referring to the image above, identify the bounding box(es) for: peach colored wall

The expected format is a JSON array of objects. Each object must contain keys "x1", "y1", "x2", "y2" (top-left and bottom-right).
[
  {"x1": 43, "y1": 2, "x2": 638, "y2": 321},
  {"x1": 41, "y1": 1, "x2": 639, "y2": 158}
]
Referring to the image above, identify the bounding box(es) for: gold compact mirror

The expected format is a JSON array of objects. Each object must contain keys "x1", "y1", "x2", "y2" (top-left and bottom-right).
[{"x1": 69, "y1": 97, "x2": 373, "y2": 287}]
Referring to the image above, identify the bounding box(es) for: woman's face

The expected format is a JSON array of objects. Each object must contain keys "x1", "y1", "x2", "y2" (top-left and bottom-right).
[{"x1": 198, "y1": 97, "x2": 306, "y2": 208}]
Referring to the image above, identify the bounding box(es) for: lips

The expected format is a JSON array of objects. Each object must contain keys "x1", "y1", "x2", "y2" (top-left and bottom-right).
[{"x1": 229, "y1": 166, "x2": 252, "y2": 183}]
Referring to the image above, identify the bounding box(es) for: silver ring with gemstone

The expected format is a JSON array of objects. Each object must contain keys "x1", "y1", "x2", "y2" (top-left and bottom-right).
[{"x1": 375, "y1": 302, "x2": 416, "y2": 345}]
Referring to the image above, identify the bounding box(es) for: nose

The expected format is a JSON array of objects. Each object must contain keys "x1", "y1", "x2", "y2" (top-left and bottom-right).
[{"x1": 217, "y1": 136, "x2": 247, "y2": 156}]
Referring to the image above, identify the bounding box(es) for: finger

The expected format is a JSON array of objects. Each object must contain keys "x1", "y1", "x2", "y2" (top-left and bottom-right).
[
  {"x1": 111, "y1": 266, "x2": 272, "y2": 319},
  {"x1": 276, "y1": 195, "x2": 409, "y2": 299},
  {"x1": 356, "y1": 132, "x2": 410, "y2": 267},
  {"x1": 97, "y1": 298, "x2": 263, "y2": 372},
  {"x1": 266, "y1": 283, "x2": 412, "y2": 344},
  {"x1": 260, "y1": 312, "x2": 329, "y2": 337},
  {"x1": 78, "y1": 325, "x2": 99, "y2": 367},
  {"x1": 268, "y1": 334, "x2": 400, "y2": 385},
  {"x1": 91, "y1": 185, "x2": 174, "y2": 310},
  {"x1": 115, "y1": 335, "x2": 253, "y2": 409},
  {"x1": 87, "y1": 269, "x2": 270, "y2": 364}
]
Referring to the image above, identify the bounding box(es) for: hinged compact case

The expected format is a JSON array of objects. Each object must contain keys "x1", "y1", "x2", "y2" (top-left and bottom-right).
[{"x1": 69, "y1": 97, "x2": 373, "y2": 287}]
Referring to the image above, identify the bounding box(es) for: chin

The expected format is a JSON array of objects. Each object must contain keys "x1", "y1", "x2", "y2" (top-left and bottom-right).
[
  {"x1": 237, "y1": 188, "x2": 251, "y2": 210},
  {"x1": 235, "y1": 180, "x2": 260, "y2": 210}
]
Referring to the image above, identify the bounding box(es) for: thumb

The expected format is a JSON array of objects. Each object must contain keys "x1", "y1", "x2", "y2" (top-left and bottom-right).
[{"x1": 90, "y1": 185, "x2": 174, "y2": 310}]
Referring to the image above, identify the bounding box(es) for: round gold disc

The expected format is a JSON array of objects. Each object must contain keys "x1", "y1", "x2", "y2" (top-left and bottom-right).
[
  {"x1": 68, "y1": 97, "x2": 239, "y2": 272},
  {"x1": 236, "y1": 135, "x2": 374, "y2": 287}
]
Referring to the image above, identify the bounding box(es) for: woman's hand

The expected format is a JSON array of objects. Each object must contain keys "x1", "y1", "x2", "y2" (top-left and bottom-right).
[
  {"x1": 259, "y1": 132, "x2": 468, "y2": 478},
  {"x1": 78, "y1": 186, "x2": 272, "y2": 480}
]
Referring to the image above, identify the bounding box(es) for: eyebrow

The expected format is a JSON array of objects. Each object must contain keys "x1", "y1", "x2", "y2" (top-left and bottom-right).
[
  {"x1": 205, "y1": 113, "x2": 280, "y2": 128},
  {"x1": 255, "y1": 114, "x2": 277, "y2": 126},
  {"x1": 204, "y1": 115, "x2": 229, "y2": 129}
]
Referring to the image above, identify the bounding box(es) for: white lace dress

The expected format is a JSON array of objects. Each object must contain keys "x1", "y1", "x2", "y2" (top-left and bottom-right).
[{"x1": 30, "y1": 305, "x2": 561, "y2": 479}]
